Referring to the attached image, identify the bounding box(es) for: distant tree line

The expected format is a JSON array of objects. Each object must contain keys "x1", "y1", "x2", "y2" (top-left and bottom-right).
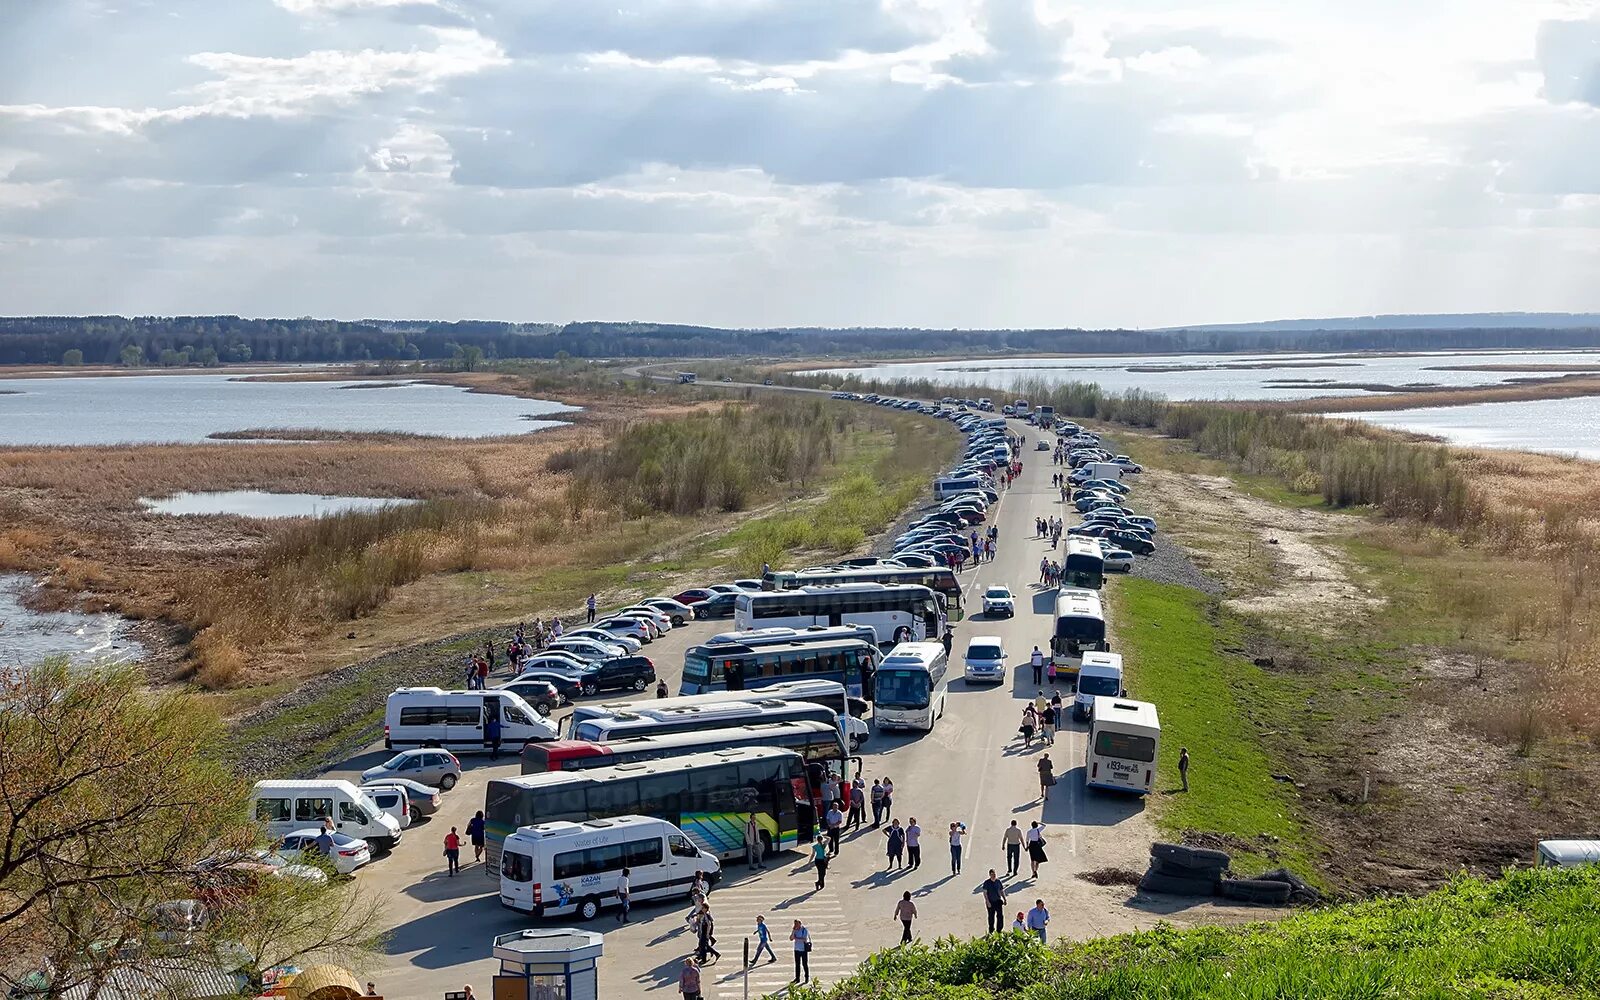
[{"x1": 4, "y1": 315, "x2": 1600, "y2": 366}]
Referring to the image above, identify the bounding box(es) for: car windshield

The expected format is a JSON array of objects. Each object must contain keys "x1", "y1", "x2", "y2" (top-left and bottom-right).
[
  {"x1": 380, "y1": 754, "x2": 409, "y2": 769},
  {"x1": 967, "y1": 644, "x2": 1003, "y2": 660},
  {"x1": 985, "y1": 588, "x2": 1010, "y2": 599}
]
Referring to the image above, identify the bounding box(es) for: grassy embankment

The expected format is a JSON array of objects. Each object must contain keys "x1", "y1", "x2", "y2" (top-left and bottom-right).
[
  {"x1": 802, "y1": 866, "x2": 1600, "y2": 999},
  {"x1": 776, "y1": 368, "x2": 1600, "y2": 890}
]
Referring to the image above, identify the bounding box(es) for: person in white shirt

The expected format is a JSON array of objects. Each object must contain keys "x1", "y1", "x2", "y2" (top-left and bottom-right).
[{"x1": 616, "y1": 867, "x2": 630, "y2": 923}]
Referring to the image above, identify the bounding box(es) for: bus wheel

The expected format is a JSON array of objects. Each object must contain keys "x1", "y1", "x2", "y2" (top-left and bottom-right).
[
  {"x1": 760, "y1": 831, "x2": 774, "y2": 859},
  {"x1": 577, "y1": 896, "x2": 601, "y2": 921}
]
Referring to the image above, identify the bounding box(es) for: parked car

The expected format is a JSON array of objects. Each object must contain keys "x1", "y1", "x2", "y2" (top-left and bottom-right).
[
  {"x1": 1105, "y1": 529, "x2": 1155, "y2": 555},
  {"x1": 1103, "y1": 550, "x2": 1135, "y2": 572},
  {"x1": 517, "y1": 651, "x2": 593, "y2": 673},
  {"x1": 362, "y1": 777, "x2": 442, "y2": 817},
  {"x1": 673, "y1": 587, "x2": 717, "y2": 605},
  {"x1": 592, "y1": 617, "x2": 655, "y2": 644},
  {"x1": 548, "y1": 637, "x2": 629, "y2": 661},
  {"x1": 565, "y1": 627, "x2": 642, "y2": 654},
  {"x1": 581, "y1": 655, "x2": 657, "y2": 695},
  {"x1": 732, "y1": 579, "x2": 765, "y2": 592},
  {"x1": 362, "y1": 748, "x2": 464, "y2": 790},
  {"x1": 890, "y1": 552, "x2": 937, "y2": 568},
  {"x1": 982, "y1": 585, "x2": 1016, "y2": 618},
  {"x1": 640, "y1": 597, "x2": 695, "y2": 626},
  {"x1": 493, "y1": 678, "x2": 563, "y2": 714},
  {"x1": 277, "y1": 830, "x2": 372, "y2": 875},
  {"x1": 513, "y1": 669, "x2": 586, "y2": 703},
  {"x1": 617, "y1": 605, "x2": 673, "y2": 633},
  {"x1": 692, "y1": 592, "x2": 739, "y2": 619},
  {"x1": 361, "y1": 784, "x2": 412, "y2": 830}
]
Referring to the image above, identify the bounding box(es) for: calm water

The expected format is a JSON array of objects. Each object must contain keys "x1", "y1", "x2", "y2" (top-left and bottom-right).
[
  {"x1": 812, "y1": 350, "x2": 1600, "y2": 401},
  {"x1": 0, "y1": 375, "x2": 578, "y2": 445},
  {"x1": 1341, "y1": 397, "x2": 1600, "y2": 461},
  {"x1": 0, "y1": 574, "x2": 146, "y2": 668},
  {"x1": 140, "y1": 491, "x2": 423, "y2": 518}
]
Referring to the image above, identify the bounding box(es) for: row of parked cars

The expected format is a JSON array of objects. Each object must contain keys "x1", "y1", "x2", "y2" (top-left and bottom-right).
[{"x1": 1057, "y1": 430, "x2": 1160, "y2": 556}]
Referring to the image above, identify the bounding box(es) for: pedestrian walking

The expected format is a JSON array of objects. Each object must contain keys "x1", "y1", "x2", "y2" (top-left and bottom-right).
[
  {"x1": 745, "y1": 814, "x2": 764, "y2": 870},
  {"x1": 1030, "y1": 646, "x2": 1045, "y2": 685},
  {"x1": 485, "y1": 714, "x2": 502, "y2": 760},
  {"x1": 790, "y1": 921, "x2": 812, "y2": 984},
  {"x1": 476, "y1": 655, "x2": 490, "y2": 689},
  {"x1": 1002, "y1": 820, "x2": 1023, "y2": 876},
  {"x1": 685, "y1": 871, "x2": 709, "y2": 924},
  {"x1": 1046, "y1": 658, "x2": 1057, "y2": 687},
  {"x1": 751, "y1": 915, "x2": 777, "y2": 965},
  {"x1": 826, "y1": 802, "x2": 844, "y2": 857},
  {"x1": 941, "y1": 628, "x2": 954, "y2": 658},
  {"x1": 443, "y1": 827, "x2": 461, "y2": 876},
  {"x1": 949, "y1": 821, "x2": 967, "y2": 874},
  {"x1": 616, "y1": 866, "x2": 631, "y2": 923},
  {"x1": 811, "y1": 838, "x2": 829, "y2": 889},
  {"x1": 1026, "y1": 822, "x2": 1049, "y2": 878},
  {"x1": 881, "y1": 777, "x2": 895, "y2": 820},
  {"x1": 1041, "y1": 704, "x2": 1056, "y2": 745},
  {"x1": 1020, "y1": 705, "x2": 1036, "y2": 746},
  {"x1": 678, "y1": 958, "x2": 702, "y2": 1000},
  {"x1": 466, "y1": 810, "x2": 486, "y2": 862},
  {"x1": 905, "y1": 817, "x2": 922, "y2": 869},
  {"x1": 1179, "y1": 747, "x2": 1191, "y2": 792},
  {"x1": 656, "y1": 679, "x2": 669, "y2": 698},
  {"x1": 894, "y1": 891, "x2": 918, "y2": 944},
  {"x1": 1027, "y1": 899, "x2": 1051, "y2": 943},
  {"x1": 1038, "y1": 754, "x2": 1055, "y2": 801},
  {"x1": 884, "y1": 819, "x2": 906, "y2": 869},
  {"x1": 695, "y1": 903, "x2": 720, "y2": 964},
  {"x1": 981, "y1": 868, "x2": 1007, "y2": 933},
  {"x1": 870, "y1": 779, "x2": 885, "y2": 827},
  {"x1": 849, "y1": 779, "x2": 866, "y2": 829}
]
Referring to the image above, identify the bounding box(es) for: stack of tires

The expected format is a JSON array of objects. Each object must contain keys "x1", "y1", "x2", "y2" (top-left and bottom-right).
[{"x1": 1138, "y1": 842, "x2": 1229, "y2": 896}]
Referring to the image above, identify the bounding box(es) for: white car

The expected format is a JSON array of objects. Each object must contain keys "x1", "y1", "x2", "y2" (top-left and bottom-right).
[
  {"x1": 618, "y1": 605, "x2": 673, "y2": 633},
  {"x1": 566, "y1": 627, "x2": 643, "y2": 654},
  {"x1": 963, "y1": 635, "x2": 1007, "y2": 683},
  {"x1": 641, "y1": 597, "x2": 695, "y2": 626},
  {"x1": 594, "y1": 617, "x2": 655, "y2": 643},
  {"x1": 1103, "y1": 550, "x2": 1135, "y2": 572},
  {"x1": 546, "y1": 639, "x2": 626, "y2": 662},
  {"x1": 982, "y1": 585, "x2": 1016, "y2": 618},
  {"x1": 276, "y1": 830, "x2": 372, "y2": 875}
]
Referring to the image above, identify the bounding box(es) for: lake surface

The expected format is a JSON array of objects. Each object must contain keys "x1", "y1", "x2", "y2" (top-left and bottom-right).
[
  {"x1": 140, "y1": 491, "x2": 423, "y2": 518},
  {"x1": 1340, "y1": 397, "x2": 1600, "y2": 461},
  {"x1": 0, "y1": 574, "x2": 146, "y2": 668},
  {"x1": 0, "y1": 375, "x2": 578, "y2": 445},
  {"x1": 811, "y1": 350, "x2": 1600, "y2": 401}
]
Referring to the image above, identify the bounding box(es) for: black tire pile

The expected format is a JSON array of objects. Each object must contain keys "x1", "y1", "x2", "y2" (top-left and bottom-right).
[{"x1": 1138, "y1": 843, "x2": 1312, "y2": 905}]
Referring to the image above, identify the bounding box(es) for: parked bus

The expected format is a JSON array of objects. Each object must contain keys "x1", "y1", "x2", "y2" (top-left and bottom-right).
[
  {"x1": 1051, "y1": 588, "x2": 1107, "y2": 677},
  {"x1": 1062, "y1": 538, "x2": 1106, "y2": 590},
  {"x1": 484, "y1": 747, "x2": 810, "y2": 873},
  {"x1": 681, "y1": 637, "x2": 878, "y2": 700},
  {"x1": 569, "y1": 700, "x2": 837, "y2": 745},
  {"x1": 522, "y1": 721, "x2": 852, "y2": 778},
  {"x1": 565, "y1": 679, "x2": 864, "y2": 746},
  {"x1": 734, "y1": 583, "x2": 945, "y2": 646},
  {"x1": 706, "y1": 624, "x2": 878, "y2": 649},
  {"x1": 1085, "y1": 697, "x2": 1160, "y2": 794},
  {"x1": 762, "y1": 565, "x2": 964, "y2": 620},
  {"x1": 872, "y1": 642, "x2": 950, "y2": 732}
]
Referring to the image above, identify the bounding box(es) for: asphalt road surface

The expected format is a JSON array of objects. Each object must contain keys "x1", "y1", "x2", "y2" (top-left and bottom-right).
[{"x1": 339, "y1": 416, "x2": 1176, "y2": 999}]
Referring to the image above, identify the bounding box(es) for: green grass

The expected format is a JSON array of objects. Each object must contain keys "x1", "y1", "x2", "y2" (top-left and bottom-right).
[
  {"x1": 801, "y1": 866, "x2": 1600, "y2": 999},
  {"x1": 1107, "y1": 578, "x2": 1314, "y2": 874}
]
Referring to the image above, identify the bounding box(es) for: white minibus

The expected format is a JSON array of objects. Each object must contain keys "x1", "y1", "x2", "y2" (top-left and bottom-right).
[
  {"x1": 499, "y1": 815, "x2": 721, "y2": 920},
  {"x1": 1535, "y1": 840, "x2": 1600, "y2": 868},
  {"x1": 1073, "y1": 652, "x2": 1125, "y2": 721},
  {"x1": 1084, "y1": 697, "x2": 1160, "y2": 795},
  {"x1": 873, "y1": 642, "x2": 950, "y2": 731},
  {"x1": 250, "y1": 779, "x2": 404, "y2": 849},
  {"x1": 384, "y1": 687, "x2": 558, "y2": 752},
  {"x1": 934, "y1": 475, "x2": 987, "y2": 500}
]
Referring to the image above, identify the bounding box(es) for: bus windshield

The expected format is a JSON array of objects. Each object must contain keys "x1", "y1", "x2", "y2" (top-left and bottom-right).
[
  {"x1": 1055, "y1": 616, "x2": 1105, "y2": 644},
  {"x1": 1094, "y1": 730, "x2": 1156, "y2": 762},
  {"x1": 1078, "y1": 674, "x2": 1121, "y2": 697},
  {"x1": 875, "y1": 669, "x2": 931, "y2": 710}
]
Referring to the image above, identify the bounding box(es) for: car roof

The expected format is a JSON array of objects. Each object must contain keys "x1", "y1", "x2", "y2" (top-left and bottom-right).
[{"x1": 967, "y1": 634, "x2": 1004, "y2": 646}]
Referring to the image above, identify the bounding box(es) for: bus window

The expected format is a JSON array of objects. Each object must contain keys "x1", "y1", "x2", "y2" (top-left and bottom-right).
[
  {"x1": 530, "y1": 786, "x2": 587, "y2": 824},
  {"x1": 638, "y1": 774, "x2": 689, "y2": 816},
  {"x1": 725, "y1": 659, "x2": 746, "y2": 691},
  {"x1": 587, "y1": 780, "x2": 640, "y2": 816},
  {"x1": 689, "y1": 766, "x2": 744, "y2": 814}
]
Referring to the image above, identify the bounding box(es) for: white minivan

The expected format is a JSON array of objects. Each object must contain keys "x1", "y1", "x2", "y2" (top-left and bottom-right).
[
  {"x1": 250, "y1": 779, "x2": 404, "y2": 850},
  {"x1": 499, "y1": 816, "x2": 722, "y2": 921},
  {"x1": 1073, "y1": 651, "x2": 1125, "y2": 721},
  {"x1": 384, "y1": 687, "x2": 558, "y2": 753},
  {"x1": 963, "y1": 635, "x2": 1007, "y2": 684}
]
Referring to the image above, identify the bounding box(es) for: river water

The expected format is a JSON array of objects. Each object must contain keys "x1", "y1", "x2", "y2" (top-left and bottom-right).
[
  {"x1": 0, "y1": 374, "x2": 577, "y2": 445},
  {"x1": 0, "y1": 574, "x2": 147, "y2": 669}
]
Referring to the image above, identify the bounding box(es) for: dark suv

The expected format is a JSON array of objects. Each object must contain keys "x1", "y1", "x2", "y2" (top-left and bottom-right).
[
  {"x1": 584, "y1": 656, "x2": 657, "y2": 695},
  {"x1": 692, "y1": 593, "x2": 739, "y2": 619}
]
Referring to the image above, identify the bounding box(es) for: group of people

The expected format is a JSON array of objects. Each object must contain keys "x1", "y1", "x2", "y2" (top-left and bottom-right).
[
  {"x1": 1034, "y1": 517, "x2": 1064, "y2": 551},
  {"x1": 462, "y1": 618, "x2": 568, "y2": 689},
  {"x1": 1018, "y1": 691, "x2": 1066, "y2": 750},
  {"x1": 968, "y1": 526, "x2": 1000, "y2": 564}
]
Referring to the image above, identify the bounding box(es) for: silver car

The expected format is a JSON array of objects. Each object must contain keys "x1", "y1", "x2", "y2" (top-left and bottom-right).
[{"x1": 361, "y1": 748, "x2": 463, "y2": 791}]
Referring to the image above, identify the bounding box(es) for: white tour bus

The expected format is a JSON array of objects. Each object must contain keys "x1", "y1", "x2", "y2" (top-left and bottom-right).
[
  {"x1": 1073, "y1": 651, "x2": 1125, "y2": 721},
  {"x1": 384, "y1": 687, "x2": 559, "y2": 752},
  {"x1": 873, "y1": 642, "x2": 950, "y2": 732},
  {"x1": 706, "y1": 624, "x2": 878, "y2": 649},
  {"x1": 733, "y1": 583, "x2": 945, "y2": 646},
  {"x1": 1084, "y1": 697, "x2": 1160, "y2": 795},
  {"x1": 1050, "y1": 589, "x2": 1108, "y2": 677},
  {"x1": 568, "y1": 699, "x2": 838, "y2": 745},
  {"x1": 250, "y1": 778, "x2": 404, "y2": 849},
  {"x1": 499, "y1": 815, "x2": 721, "y2": 920},
  {"x1": 565, "y1": 679, "x2": 868, "y2": 747}
]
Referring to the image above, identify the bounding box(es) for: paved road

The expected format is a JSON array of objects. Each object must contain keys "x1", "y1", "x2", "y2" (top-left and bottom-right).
[{"x1": 341, "y1": 416, "x2": 1180, "y2": 999}]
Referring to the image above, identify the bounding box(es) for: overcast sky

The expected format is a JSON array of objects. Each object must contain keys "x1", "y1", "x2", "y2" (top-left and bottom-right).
[{"x1": 3, "y1": 0, "x2": 1599, "y2": 328}]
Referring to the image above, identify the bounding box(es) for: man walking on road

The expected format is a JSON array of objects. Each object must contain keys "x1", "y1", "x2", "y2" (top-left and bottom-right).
[
  {"x1": 894, "y1": 892, "x2": 918, "y2": 945},
  {"x1": 1030, "y1": 646, "x2": 1045, "y2": 686},
  {"x1": 1026, "y1": 899, "x2": 1051, "y2": 943},
  {"x1": 1179, "y1": 747, "x2": 1191, "y2": 792},
  {"x1": 981, "y1": 869, "x2": 1007, "y2": 934},
  {"x1": 1002, "y1": 821, "x2": 1024, "y2": 877},
  {"x1": 826, "y1": 802, "x2": 844, "y2": 857}
]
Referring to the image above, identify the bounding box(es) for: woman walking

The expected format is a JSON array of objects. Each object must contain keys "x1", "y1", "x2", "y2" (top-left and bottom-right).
[
  {"x1": 1026, "y1": 822, "x2": 1049, "y2": 879},
  {"x1": 466, "y1": 810, "x2": 486, "y2": 862},
  {"x1": 790, "y1": 920, "x2": 812, "y2": 985},
  {"x1": 1041, "y1": 703, "x2": 1056, "y2": 746},
  {"x1": 1038, "y1": 754, "x2": 1056, "y2": 801},
  {"x1": 811, "y1": 836, "x2": 830, "y2": 890},
  {"x1": 893, "y1": 892, "x2": 917, "y2": 944},
  {"x1": 695, "y1": 903, "x2": 720, "y2": 964},
  {"x1": 1019, "y1": 705, "x2": 1037, "y2": 747}
]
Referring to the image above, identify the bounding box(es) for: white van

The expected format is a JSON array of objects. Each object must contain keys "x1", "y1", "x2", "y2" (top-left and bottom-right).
[
  {"x1": 963, "y1": 634, "x2": 1006, "y2": 684},
  {"x1": 499, "y1": 816, "x2": 721, "y2": 920},
  {"x1": 934, "y1": 475, "x2": 987, "y2": 500},
  {"x1": 1073, "y1": 651, "x2": 1125, "y2": 721},
  {"x1": 1535, "y1": 840, "x2": 1600, "y2": 867},
  {"x1": 250, "y1": 779, "x2": 403, "y2": 849},
  {"x1": 384, "y1": 687, "x2": 558, "y2": 753},
  {"x1": 1085, "y1": 697, "x2": 1160, "y2": 795}
]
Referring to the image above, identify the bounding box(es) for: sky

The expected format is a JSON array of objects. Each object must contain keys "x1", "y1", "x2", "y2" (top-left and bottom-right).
[{"x1": 2, "y1": 0, "x2": 1600, "y2": 329}]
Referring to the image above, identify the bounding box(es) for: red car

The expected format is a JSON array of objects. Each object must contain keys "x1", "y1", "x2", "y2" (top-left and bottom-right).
[{"x1": 673, "y1": 588, "x2": 716, "y2": 605}]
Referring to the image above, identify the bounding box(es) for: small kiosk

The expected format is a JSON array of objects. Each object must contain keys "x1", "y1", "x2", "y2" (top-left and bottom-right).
[{"x1": 491, "y1": 928, "x2": 605, "y2": 1000}]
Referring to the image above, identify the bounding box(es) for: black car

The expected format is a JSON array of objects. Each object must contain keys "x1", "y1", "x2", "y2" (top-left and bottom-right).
[
  {"x1": 1105, "y1": 529, "x2": 1155, "y2": 555},
  {"x1": 494, "y1": 679, "x2": 563, "y2": 714},
  {"x1": 584, "y1": 655, "x2": 658, "y2": 695},
  {"x1": 692, "y1": 592, "x2": 739, "y2": 619},
  {"x1": 512, "y1": 670, "x2": 585, "y2": 702}
]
